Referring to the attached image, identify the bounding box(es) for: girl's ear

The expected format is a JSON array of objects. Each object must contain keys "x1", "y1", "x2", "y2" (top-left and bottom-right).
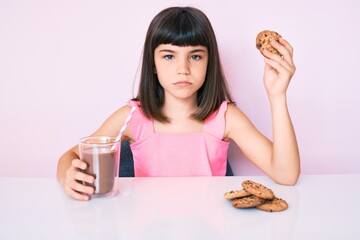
[{"x1": 154, "y1": 67, "x2": 157, "y2": 74}]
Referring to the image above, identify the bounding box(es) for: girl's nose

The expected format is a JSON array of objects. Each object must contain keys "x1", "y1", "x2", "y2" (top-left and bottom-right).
[{"x1": 177, "y1": 58, "x2": 190, "y2": 75}]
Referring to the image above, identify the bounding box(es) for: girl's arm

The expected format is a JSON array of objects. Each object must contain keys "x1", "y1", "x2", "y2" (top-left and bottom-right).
[
  {"x1": 263, "y1": 38, "x2": 300, "y2": 184},
  {"x1": 225, "y1": 38, "x2": 300, "y2": 185},
  {"x1": 56, "y1": 105, "x2": 133, "y2": 200}
]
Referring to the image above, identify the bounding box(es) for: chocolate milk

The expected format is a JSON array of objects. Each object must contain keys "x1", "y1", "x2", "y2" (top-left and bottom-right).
[{"x1": 82, "y1": 148, "x2": 117, "y2": 195}]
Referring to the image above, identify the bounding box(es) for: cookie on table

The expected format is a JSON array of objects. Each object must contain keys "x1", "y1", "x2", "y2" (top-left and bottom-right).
[
  {"x1": 242, "y1": 180, "x2": 275, "y2": 200},
  {"x1": 224, "y1": 189, "x2": 252, "y2": 200},
  {"x1": 256, "y1": 198, "x2": 288, "y2": 212},
  {"x1": 232, "y1": 195, "x2": 266, "y2": 209},
  {"x1": 256, "y1": 30, "x2": 282, "y2": 56}
]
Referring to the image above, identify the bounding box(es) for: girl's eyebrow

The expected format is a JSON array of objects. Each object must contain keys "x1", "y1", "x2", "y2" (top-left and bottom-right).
[
  {"x1": 190, "y1": 49, "x2": 207, "y2": 53},
  {"x1": 158, "y1": 48, "x2": 207, "y2": 53},
  {"x1": 158, "y1": 49, "x2": 175, "y2": 53}
]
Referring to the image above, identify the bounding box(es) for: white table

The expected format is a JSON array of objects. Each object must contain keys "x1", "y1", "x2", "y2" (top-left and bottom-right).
[{"x1": 0, "y1": 174, "x2": 359, "y2": 240}]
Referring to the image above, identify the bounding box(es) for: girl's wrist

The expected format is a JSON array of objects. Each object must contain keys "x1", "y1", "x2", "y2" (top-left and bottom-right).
[{"x1": 268, "y1": 94, "x2": 287, "y2": 107}]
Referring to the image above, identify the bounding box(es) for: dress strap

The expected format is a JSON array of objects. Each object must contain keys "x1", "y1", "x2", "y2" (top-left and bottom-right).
[
  {"x1": 203, "y1": 101, "x2": 229, "y2": 140},
  {"x1": 127, "y1": 100, "x2": 153, "y2": 141}
]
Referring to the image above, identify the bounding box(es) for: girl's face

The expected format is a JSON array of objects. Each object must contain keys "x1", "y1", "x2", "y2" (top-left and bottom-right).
[{"x1": 154, "y1": 44, "x2": 208, "y2": 102}]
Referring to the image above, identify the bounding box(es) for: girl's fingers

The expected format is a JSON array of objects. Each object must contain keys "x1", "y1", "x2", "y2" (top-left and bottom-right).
[
  {"x1": 264, "y1": 57, "x2": 294, "y2": 78},
  {"x1": 64, "y1": 185, "x2": 90, "y2": 201},
  {"x1": 63, "y1": 160, "x2": 95, "y2": 200},
  {"x1": 263, "y1": 49, "x2": 294, "y2": 74},
  {"x1": 65, "y1": 173, "x2": 94, "y2": 200},
  {"x1": 70, "y1": 169, "x2": 94, "y2": 184},
  {"x1": 69, "y1": 159, "x2": 94, "y2": 184},
  {"x1": 69, "y1": 179, "x2": 94, "y2": 195},
  {"x1": 272, "y1": 38, "x2": 293, "y2": 57},
  {"x1": 279, "y1": 38, "x2": 294, "y2": 56},
  {"x1": 270, "y1": 39, "x2": 294, "y2": 66},
  {"x1": 264, "y1": 57, "x2": 286, "y2": 74},
  {"x1": 72, "y1": 158, "x2": 87, "y2": 170}
]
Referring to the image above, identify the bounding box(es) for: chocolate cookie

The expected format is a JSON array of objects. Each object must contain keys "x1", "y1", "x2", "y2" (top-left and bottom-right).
[
  {"x1": 242, "y1": 180, "x2": 275, "y2": 200},
  {"x1": 232, "y1": 195, "x2": 266, "y2": 208},
  {"x1": 256, "y1": 30, "x2": 282, "y2": 56},
  {"x1": 256, "y1": 198, "x2": 288, "y2": 212},
  {"x1": 224, "y1": 189, "x2": 251, "y2": 200}
]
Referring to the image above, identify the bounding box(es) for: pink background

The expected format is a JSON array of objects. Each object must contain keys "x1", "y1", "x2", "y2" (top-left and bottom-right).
[{"x1": 1, "y1": 0, "x2": 359, "y2": 177}]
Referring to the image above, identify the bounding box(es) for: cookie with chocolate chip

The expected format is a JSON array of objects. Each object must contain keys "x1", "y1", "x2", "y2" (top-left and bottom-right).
[
  {"x1": 224, "y1": 189, "x2": 252, "y2": 200},
  {"x1": 256, "y1": 198, "x2": 288, "y2": 212},
  {"x1": 242, "y1": 180, "x2": 275, "y2": 200},
  {"x1": 232, "y1": 195, "x2": 266, "y2": 208},
  {"x1": 256, "y1": 30, "x2": 282, "y2": 56}
]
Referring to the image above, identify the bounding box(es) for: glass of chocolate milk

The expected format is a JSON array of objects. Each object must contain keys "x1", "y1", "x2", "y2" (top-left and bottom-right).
[{"x1": 79, "y1": 136, "x2": 120, "y2": 198}]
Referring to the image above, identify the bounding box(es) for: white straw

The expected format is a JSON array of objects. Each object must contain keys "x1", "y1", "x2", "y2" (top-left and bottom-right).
[{"x1": 112, "y1": 106, "x2": 136, "y2": 150}]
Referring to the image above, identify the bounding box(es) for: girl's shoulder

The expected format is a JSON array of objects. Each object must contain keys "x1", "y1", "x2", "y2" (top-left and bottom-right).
[
  {"x1": 225, "y1": 102, "x2": 246, "y2": 119},
  {"x1": 100, "y1": 103, "x2": 135, "y2": 130},
  {"x1": 112, "y1": 103, "x2": 134, "y2": 118},
  {"x1": 89, "y1": 103, "x2": 134, "y2": 138},
  {"x1": 106, "y1": 103, "x2": 137, "y2": 140},
  {"x1": 224, "y1": 102, "x2": 255, "y2": 140}
]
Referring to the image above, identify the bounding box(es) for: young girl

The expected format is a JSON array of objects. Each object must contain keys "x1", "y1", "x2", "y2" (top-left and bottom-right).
[{"x1": 57, "y1": 6, "x2": 300, "y2": 201}]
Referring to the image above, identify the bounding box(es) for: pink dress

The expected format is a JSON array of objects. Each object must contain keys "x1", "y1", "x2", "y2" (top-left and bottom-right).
[{"x1": 128, "y1": 100, "x2": 230, "y2": 177}]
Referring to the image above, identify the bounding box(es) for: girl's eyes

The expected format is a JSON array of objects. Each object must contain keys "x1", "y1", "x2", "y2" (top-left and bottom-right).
[
  {"x1": 191, "y1": 55, "x2": 201, "y2": 60},
  {"x1": 163, "y1": 55, "x2": 202, "y2": 60},
  {"x1": 164, "y1": 55, "x2": 174, "y2": 60}
]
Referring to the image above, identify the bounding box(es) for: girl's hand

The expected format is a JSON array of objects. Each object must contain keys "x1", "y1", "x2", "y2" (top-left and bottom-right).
[
  {"x1": 262, "y1": 38, "x2": 296, "y2": 100},
  {"x1": 63, "y1": 159, "x2": 95, "y2": 201}
]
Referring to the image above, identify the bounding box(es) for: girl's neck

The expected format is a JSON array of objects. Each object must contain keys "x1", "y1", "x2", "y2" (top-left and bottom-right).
[
  {"x1": 155, "y1": 97, "x2": 203, "y2": 133},
  {"x1": 162, "y1": 97, "x2": 197, "y2": 119}
]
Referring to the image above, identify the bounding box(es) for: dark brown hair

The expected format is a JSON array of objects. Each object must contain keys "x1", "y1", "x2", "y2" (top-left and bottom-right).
[{"x1": 134, "y1": 7, "x2": 234, "y2": 122}]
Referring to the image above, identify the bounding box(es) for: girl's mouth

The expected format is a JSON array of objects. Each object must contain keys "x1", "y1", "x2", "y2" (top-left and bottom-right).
[{"x1": 174, "y1": 81, "x2": 192, "y2": 86}]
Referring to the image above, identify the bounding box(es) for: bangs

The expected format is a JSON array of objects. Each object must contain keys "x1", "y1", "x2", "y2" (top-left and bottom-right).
[{"x1": 152, "y1": 8, "x2": 209, "y2": 47}]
